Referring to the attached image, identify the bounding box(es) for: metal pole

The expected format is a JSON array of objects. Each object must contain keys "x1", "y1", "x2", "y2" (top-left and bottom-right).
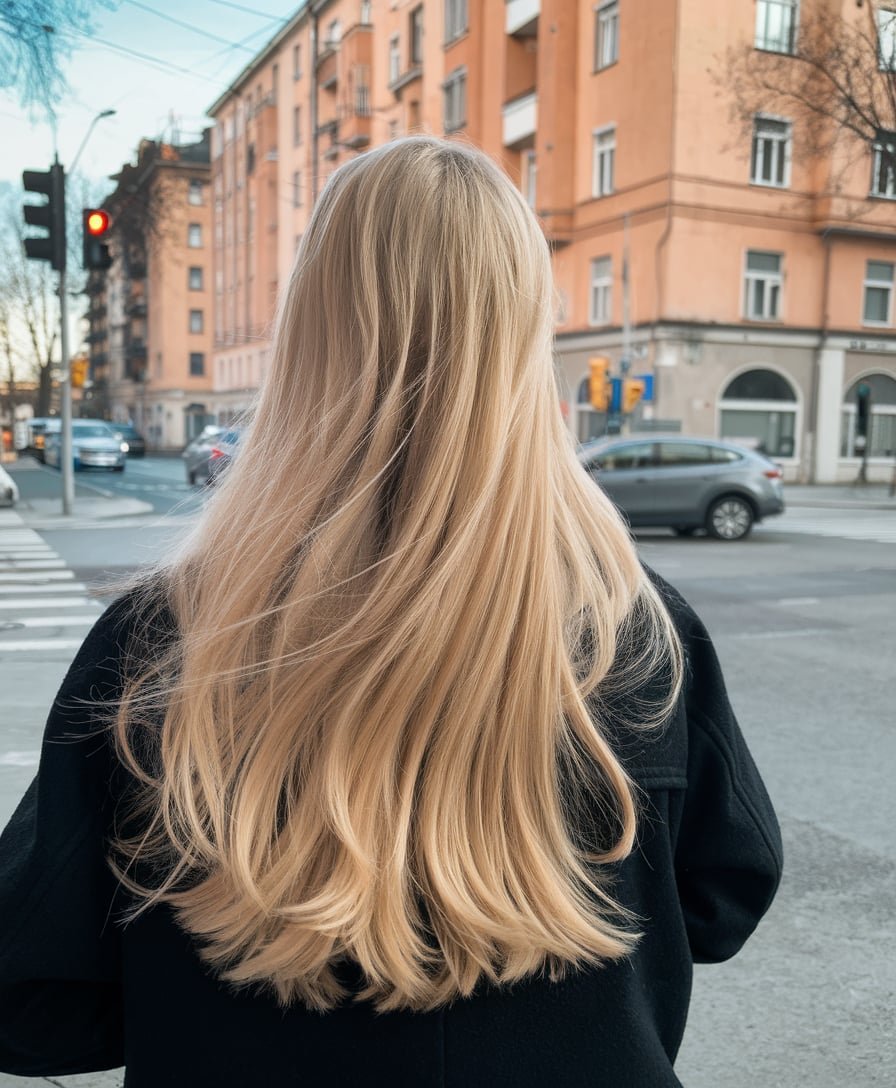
[{"x1": 58, "y1": 264, "x2": 74, "y2": 515}]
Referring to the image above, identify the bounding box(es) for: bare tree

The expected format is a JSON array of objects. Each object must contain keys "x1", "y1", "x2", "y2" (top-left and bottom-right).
[
  {"x1": 0, "y1": 0, "x2": 117, "y2": 111},
  {"x1": 717, "y1": 3, "x2": 896, "y2": 210}
]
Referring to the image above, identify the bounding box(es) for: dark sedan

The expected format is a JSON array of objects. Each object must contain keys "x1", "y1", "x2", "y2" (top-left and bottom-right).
[{"x1": 110, "y1": 424, "x2": 147, "y2": 457}]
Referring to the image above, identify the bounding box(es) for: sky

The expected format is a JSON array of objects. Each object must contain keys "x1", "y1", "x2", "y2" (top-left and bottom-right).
[{"x1": 1, "y1": 0, "x2": 303, "y2": 191}]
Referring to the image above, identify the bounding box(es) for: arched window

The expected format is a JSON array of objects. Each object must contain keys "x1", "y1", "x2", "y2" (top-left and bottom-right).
[
  {"x1": 719, "y1": 367, "x2": 798, "y2": 458},
  {"x1": 840, "y1": 373, "x2": 896, "y2": 459}
]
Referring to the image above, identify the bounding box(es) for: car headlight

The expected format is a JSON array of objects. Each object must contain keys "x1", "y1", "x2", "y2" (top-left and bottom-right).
[{"x1": 120, "y1": 442, "x2": 129, "y2": 452}]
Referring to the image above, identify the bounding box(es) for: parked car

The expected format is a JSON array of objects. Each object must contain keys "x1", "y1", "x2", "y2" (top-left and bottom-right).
[
  {"x1": 0, "y1": 463, "x2": 19, "y2": 506},
  {"x1": 44, "y1": 420, "x2": 127, "y2": 473},
  {"x1": 109, "y1": 423, "x2": 146, "y2": 457},
  {"x1": 182, "y1": 426, "x2": 225, "y2": 485},
  {"x1": 578, "y1": 434, "x2": 785, "y2": 541},
  {"x1": 204, "y1": 429, "x2": 243, "y2": 485}
]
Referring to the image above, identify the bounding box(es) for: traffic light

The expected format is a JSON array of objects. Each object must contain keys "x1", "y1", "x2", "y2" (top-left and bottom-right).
[
  {"x1": 589, "y1": 356, "x2": 611, "y2": 411},
  {"x1": 22, "y1": 164, "x2": 66, "y2": 271},
  {"x1": 70, "y1": 356, "x2": 89, "y2": 388},
  {"x1": 856, "y1": 382, "x2": 871, "y2": 438},
  {"x1": 622, "y1": 378, "x2": 646, "y2": 414},
  {"x1": 83, "y1": 209, "x2": 113, "y2": 271}
]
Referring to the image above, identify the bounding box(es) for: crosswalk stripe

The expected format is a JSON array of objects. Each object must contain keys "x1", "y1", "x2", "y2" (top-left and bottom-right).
[
  {"x1": 0, "y1": 596, "x2": 95, "y2": 609},
  {"x1": 0, "y1": 581, "x2": 87, "y2": 595},
  {"x1": 0, "y1": 571, "x2": 76, "y2": 582},
  {"x1": 0, "y1": 638, "x2": 87, "y2": 652},
  {"x1": 0, "y1": 615, "x2": 99, "y2": 629}
]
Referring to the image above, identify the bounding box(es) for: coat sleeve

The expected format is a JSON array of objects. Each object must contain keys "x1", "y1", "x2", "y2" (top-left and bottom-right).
[
  {"x1": 0, "y1": 594, "x2": 141, "y2": 1076},
  {"x1": 671, "y1": 598, "x2": 784, "y2": 963}
]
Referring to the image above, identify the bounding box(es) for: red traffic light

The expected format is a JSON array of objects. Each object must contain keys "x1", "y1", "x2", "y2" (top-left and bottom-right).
[{"x1": 85, "y1": 210, "x2": 110, "y2": 236}]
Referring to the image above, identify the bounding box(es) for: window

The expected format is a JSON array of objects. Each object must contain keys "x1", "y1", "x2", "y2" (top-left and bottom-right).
[
  {"x1": 877, "y1": 8, "x2": 896, "y2": 70},
  {"x1": 271, "y1": 63, "x2": 278, "y2": 102},
  {"x1": 443, "y1": 68, "x2": 467, "y2": 131},
  {"x1": 389, "y1": 119, "x2": 400, "y2": 141},
  {"x1": 523, "y1": 150, "x2": 536, "y2": 209},
  {"x1": 389, "y1": 34, "x2": 401, "y2": 85},
  {"x1": 589, "y1": 257, "x2": 613, "y2": 326},
  {"x1": 188, "y1": 223, "x2": 202, "y2": 248},
  {"x1": 293, "y1": 43, "x2": 302, "y2": 79},
  {"x1": 744, "y1": 251, "x2": 783, "y2": 320},
  {"x1": 189, "y1": 352, "x2": 205, "y2": 377},
  {"x1": 360, "y1": 0, "x2": 372, "y2": 24},
  {"x1": 592, "y1": 127, "x2": 616, "y2": 197},
  {"x1": 595, "y1": 1, "x2": 619, "y2": 70},
  {"x1": 755, "y1": 0, "x2": 798, "y2": 54},
  {"x1": 863, "y1": 261, "x2": 894, "y2": 325},
  {"x1": 597, "y1": 442, "x2": 655, "y2": 471},
  {"x1": 841, "y1": 374, "x2": 896, "y2": 459},
  {"x1": 445, "y1": 0, "x2": 467, "y2": 43},
  {"x1": 293, "y1": 170, "x2": 303, "y2": 208},
  {"x1": 327, "y1": 18, "x2": 341, "y2": 46},
  {"x1": 293, "y1": 105, "x2": 302, "y2": 146},
  {"x1": 188, "y1": 179, "x2": 203, "y2": 205},
  {"x1": 189, "y1": 309, "x2": 204, "y2": 334},
  {"x1": 188, "y1": 266, "x2": 203, "y2": 291},
  {"x1": 657, "y1": 443, "x2": 718, "y2": 467},
  {"x1": 721, "y1": 369, "x2": 798, "y2": 459},
  {"x1": 751, "y1": 116, "x2": 791, "y2": 187},
  {"x1": 410, "y1": 6, "x2": 424, "y2": 65},
  {"x1": 247, "y1": 143, "x2": 256, "y2": 174},
  {"x1": 871, "y1": 136, "x2": 896, "y2": 198}
]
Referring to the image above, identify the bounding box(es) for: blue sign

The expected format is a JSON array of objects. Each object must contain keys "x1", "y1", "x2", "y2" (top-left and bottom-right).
[
  {"x1": 635, "y1": 374, "x2": 654, "y2": 402},
  {"x1": 610, "y1": 377, "x2": 622, "y2": 413}
]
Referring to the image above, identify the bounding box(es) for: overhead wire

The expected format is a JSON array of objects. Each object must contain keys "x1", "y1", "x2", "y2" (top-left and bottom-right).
[{"x1": 122, "y1": 0, "x2": 259, "y2": 54}]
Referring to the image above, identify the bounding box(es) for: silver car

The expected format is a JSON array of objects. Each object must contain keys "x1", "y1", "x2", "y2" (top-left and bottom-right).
[
  {"x1": 578, "y1": 435, "x2": 785, "y2": 540},
  {"x1": 44, "y1": 420, "x2": 126, "y2": 472},
  {"x1": 182, "y1": 426, "x2": 225, "y2": 485}
]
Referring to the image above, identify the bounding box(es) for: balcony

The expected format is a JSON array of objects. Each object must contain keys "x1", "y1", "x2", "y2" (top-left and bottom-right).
[
  {"x1": 125, "y1": 339, "x2": 147, "y2": 362},
  {"x1": 125, "y1": 295, "x2": 147, "y2": 317},
  {"x1": 506, "y1": 0, "x2": 540, "y2": 37},
  {"x1": 389, "y1": 65, "x2": 422, "y2": 96},
  {"x1": 503, "y1": 91, "x2": 537, "y2": 149},
  {"x1": 317, "y1": 49, "x2": 338, "y2": 90}
]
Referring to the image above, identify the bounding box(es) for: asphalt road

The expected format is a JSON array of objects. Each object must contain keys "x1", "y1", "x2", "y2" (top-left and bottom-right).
[{"x1": 1, "y1": 459, "x2": 893, "y2": 1087}]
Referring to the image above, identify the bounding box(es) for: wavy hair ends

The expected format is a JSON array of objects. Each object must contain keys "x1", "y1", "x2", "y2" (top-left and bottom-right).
[{"x1": 111, "y1": 136, "x2": 683, "y2": 1012}]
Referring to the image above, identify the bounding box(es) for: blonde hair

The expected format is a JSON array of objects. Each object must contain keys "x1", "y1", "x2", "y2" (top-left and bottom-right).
[{"x1": 112, "y1": 136, "x2": 682, "y2": 1012}]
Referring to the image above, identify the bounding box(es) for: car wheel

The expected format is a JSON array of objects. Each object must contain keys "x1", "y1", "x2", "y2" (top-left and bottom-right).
[
  {"x1": 706, "y1": 495, "x2": 754, "y2": 541},
  {"x1": 674, "y1": 526, "x2": 696, "y2": 537},
  {"x1": 187, "y1": 468, "x2": 196, "y2": 485},
  {"x1": 113, "y1": 464, "x2": 125, "y2": 473}
]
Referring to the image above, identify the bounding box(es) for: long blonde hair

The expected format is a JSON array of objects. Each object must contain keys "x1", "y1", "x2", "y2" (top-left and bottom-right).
[{"x1": 112, "y1": 136, "x2": 682, "y2": 1012}]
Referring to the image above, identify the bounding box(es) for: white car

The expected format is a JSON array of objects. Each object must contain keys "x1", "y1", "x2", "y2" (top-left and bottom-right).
[
  {"x1": 0, "y1": 463, "x2": 19, "y2": 506},
  {"x1": 44, "y1": 420, "x2": 127, "y2": 472}
]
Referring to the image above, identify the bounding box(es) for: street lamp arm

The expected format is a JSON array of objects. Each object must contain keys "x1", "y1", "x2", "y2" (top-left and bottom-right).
[{"x1": 68, "y1": 109, "x2": 116, "y2": 174}]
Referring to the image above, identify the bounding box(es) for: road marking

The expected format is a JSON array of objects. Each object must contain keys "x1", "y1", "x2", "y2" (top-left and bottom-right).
[
  {"x1": 777, "y1": 597, "x2": 821, "y2": 606},
  {"x1": 0, "y1": 638, "x2": 86, "y2": 652},
  {"x1": 0, "y1": 569, "x2": 72, "y2": 581},
  {"x1": 0, "y1": 751, "x2": 39, "y2": 767},
  {"x1": 0, "y1": 596, "x2": 95, "y2": 609},
  {"x1": 0, "y1": 615, "x2": 98, "y2": 629},
  {"x1": 0, "y1": 581, "x2": 87, "y2": 594}
]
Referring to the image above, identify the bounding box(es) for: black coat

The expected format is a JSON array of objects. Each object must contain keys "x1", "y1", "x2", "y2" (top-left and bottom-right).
[{"x1": 0, "y1": 577, "x2": 782, "y2": 1087}]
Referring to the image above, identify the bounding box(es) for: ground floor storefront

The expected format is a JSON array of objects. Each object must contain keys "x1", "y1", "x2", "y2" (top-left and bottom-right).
[{"x1": 555, "y1": 324, "x2": 896, "y2": 484}]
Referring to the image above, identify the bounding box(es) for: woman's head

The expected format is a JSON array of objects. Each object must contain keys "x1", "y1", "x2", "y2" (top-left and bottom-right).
[{"x1": 113, "y1": 136, "x2": 682, "y2": 1013}]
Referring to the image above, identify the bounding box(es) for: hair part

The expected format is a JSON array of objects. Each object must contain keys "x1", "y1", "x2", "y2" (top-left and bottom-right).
[{"x1": 110, "y1": 136, "x2": 682, "y2": 1012}]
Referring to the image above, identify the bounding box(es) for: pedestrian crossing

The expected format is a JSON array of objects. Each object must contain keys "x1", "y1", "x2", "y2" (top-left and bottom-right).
[{"x1": 0, "y1": 509, "x2": 102, "y2": 656}]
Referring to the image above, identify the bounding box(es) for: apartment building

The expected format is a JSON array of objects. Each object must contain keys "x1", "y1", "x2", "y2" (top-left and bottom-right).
[
  {"x1": 207, "y1": 0, "x2": 896, "y2": 482},
  {"x1": 84, "y1": 133, "x2": 215, "y2": 449}
]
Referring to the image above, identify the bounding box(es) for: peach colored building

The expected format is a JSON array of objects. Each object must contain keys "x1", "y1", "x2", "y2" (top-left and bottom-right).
[
  {"x1": 207, "y1": 0, "x2": 896, "y2": 481},
  {"x1": 85, "y1": 134, "x2": 215, "y2": 449}
]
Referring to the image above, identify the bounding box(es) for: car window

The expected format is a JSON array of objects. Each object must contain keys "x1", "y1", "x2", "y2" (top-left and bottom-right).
[
  {"x1": 597, "y1": 442, "x2": 655, "y2": 471},
  {"x1": 73, "y1": 425, "x2": 115, "y2": 439},
  {"x1": 656, "y1": 442, "x2": 716, "y2": 467},
  {"x1": 711, "y1": 446, "x2": 744, "y2": 464}
]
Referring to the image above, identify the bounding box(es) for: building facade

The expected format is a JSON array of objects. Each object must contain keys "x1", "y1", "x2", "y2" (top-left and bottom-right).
[
  {"x1": 206, "y1": 0, "x2": 896, "y2": 481},
  {"x1": 84, "y1": 134, "x2": 216, "y2": 450}
]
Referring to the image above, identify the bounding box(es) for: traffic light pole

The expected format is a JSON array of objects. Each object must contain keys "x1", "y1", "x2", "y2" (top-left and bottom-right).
[{"x1": 58, "y1": 253, "x2": 74, "y2": 516}]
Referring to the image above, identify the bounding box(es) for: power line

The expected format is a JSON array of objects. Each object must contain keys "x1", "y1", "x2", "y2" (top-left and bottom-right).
[
  {"x1": 123, "y1": 0, "x2": 257, "y2": 54},
  {"x1": 204, "y1": 0, "x2": 292, "y2": 21}
]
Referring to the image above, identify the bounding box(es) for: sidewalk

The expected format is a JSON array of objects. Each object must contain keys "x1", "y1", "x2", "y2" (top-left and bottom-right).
[
  {"x1": 783, "y1": 484, "x2": 896, "y2": 510},
  {"x1": 3, "y1": 458, "x2": 154, "y2": 527}
]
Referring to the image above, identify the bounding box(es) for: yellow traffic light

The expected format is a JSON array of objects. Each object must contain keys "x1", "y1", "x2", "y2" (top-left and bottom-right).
[
  {"x1": 622, "y1": 378, "x2": 646, "y2": 414},
  {"x1": 589, "y1": 356, "x2": 611, "y2": 411},
  {"x1": 70, "y1": 356, "x2": 88, "y2": 388}
]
